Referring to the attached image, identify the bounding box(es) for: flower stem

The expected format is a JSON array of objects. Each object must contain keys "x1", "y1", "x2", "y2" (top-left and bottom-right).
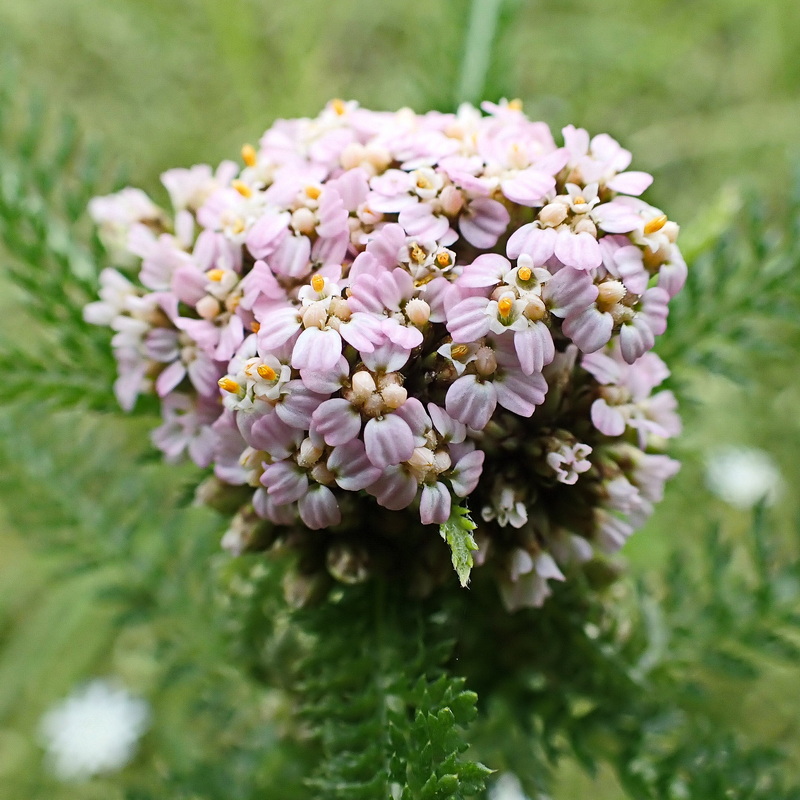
[{"x1": 456, "y1": 0, "x2": 507, "y2": 106}]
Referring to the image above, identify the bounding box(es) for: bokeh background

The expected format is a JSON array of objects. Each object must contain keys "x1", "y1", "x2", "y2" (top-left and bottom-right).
[{"x1": 1, "y1": 0, "x2": 799, "y2": 796}]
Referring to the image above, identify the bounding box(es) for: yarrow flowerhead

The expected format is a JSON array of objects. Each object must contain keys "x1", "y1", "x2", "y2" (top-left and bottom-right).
[{"x1": 86, "y1": 98, "x2": 684, "y2": 609}]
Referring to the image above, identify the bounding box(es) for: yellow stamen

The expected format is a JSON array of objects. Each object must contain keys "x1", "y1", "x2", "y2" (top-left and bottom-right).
[
  {"x1": 435, "y1": 252, "x2": 452, "y2": 268},
  {"x1": 498, "y1": 297, "x2": 514, "y2": 317},
  {"x1": 241, "y1": 144, "x2": 257, "y2": 167},
  {"x1": 230, "y1": 219, "x2": 245, "y2": 234},
  {"x1": 508, "y1": 98, "x2": 523, "y2": 111},
  {"x1": 251, "y1": 321, "x2": 261, "y2": 333},
  {"x1": 410, "y1": 243, "x2": 427, "y2": 264},
  {"x1": 573, "y1": 195, "x2": 586, "y2": 205},
  {"x1": 331, "y1": 98, "x2": 347, "y2": 116},
  {"x1": 416, "y1": 177, "x2": 432, "y2": 190},
  {"x1": 451, "y1": 344, "x2": 470, "y2": 359},
  {"x1": 232, "y1": 180, "x2": 252, "y2": 198},
  {"x1": 644, "y1": 214, "x2": 668, "y2": 235},
  {"x1": 218, "y1": 378, "x2": 241, "y2": 394},
  {"x1": 305, "y1": 185, "x2": 322, "y2": 200},
  {"x1": 257, "y1": 364, "x2": 277, "y2": 381},
  {"x1": 518, "y1": 266, "x2": 532, "y2": 281},
  {"x1": 207, "y1": 269, "x2": 225, "y2": 282},
  {"x1": 311, "y1": 274, "x2": 325, "y2": 293}
]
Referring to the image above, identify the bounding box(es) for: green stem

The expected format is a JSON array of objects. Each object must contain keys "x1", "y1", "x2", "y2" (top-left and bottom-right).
[{"x1": 456, "y1": 0, "x2": 506, "y2": 106}]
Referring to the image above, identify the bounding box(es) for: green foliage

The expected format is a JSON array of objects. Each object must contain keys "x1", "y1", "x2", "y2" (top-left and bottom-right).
[
  {"x1": 294, "y1": 585, "x2": 490, "y2": 799},
  {"x1": 439, "y1": 505, "x2": 479, "y2": 588},
  {"x1": 0, "y1": 73, "x2": 118, "y2": 412},
  {"x1": 657, "y1": 178, "x2": 800, "y2": 382}
]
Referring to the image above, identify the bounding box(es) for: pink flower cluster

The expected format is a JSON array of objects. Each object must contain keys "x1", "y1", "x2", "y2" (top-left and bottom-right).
[{"x1": 86, "y1": 99, "x2": 684, "y2": 609}]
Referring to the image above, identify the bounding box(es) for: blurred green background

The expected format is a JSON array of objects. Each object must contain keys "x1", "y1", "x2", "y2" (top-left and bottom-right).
[{"x1": 1, "y1": 0, "x2": 799, "y2": 797}]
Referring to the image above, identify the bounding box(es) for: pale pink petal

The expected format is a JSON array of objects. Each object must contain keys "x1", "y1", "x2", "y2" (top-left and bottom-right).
[
  {"x1": 188, "y1": 356, "x2": 223, "y2": 397},
  {"x1": 261, "y1": 460, "x2": 309, "y2": 504},
  {"x1": 427, "y1": 403, "x2": 466, "y2": 444},
  {"x1": 315, "y1": 187, "x2": 349, "y2": 239},
  {"x1": 562, "y1": 307, "x2": 614, "y2": 353},
  {"x1": 500, "y1": 169, "x2": 554, "y2": 206},
  {"x1": 459, "y1": 198, "x2": 510, "y2": 248},
  {"x1": 607, "y1": 171, "x2": 653, "y2": 196},
  {"x1": 458, "y1": 253, "x2": 510, "y2": 288},
  {"x1": 328, "y1": 167, "x2": 369, "y2": 211},
  {"x1": 300, "y1": 356, "x2": 349, "y2": 394},
  {"x1": 275, "y1": 381, "x2": 327, "y2": 429},
  {"x1": 382, "y1": 318, "x2": 424, "y2": 349},
  {"x1": 554, "y1": 229, "x2": 602, "y2": 270},
  {"x1": 399, "y1": 202, "x2": 450, "y2": 240},
  {"x1": 364, "y1": 414, "x2": 415, "y2": 468},
  {"x1": 246, "y1": 211, "x2": 290, "y2": 259},
  {"x1": 298, "y1": 485, "x2": 341, "y2": 530},
  {"x1": 270, "y1": 234, "x2": 312, "y2": 278},
  {"x1": 339, "y1": 312, "x2": 383, "y2": 353},
  {"x1": 257, "y1": 306, "x2": 302, "y2": 349},
  {"x1": 449, "y1": 450, "x2": 485, "y2": 497},
  {"x1": 446, "y1": 296, "x2": 492, "y2": 342},
  {"x1": 506, "y1": 224, "x2": 557, "y2": 263},
  {"x1": 365, "y1": 223, "x2": 405, "y2": 268},
  {"x1": 327, "y1": 439, "x2": 382, "y2": 491},
  {"x1": 361, "y1": 339, "x2": 410, "y2": 372},
  {"x1": 658, "y1": 250, "x2": 687, "y2": 298},
  {"x1": 291, "y1": 327, "x2": 342, "y2": 371},
  {"x1": 544, "y1": 267, "x2": 598, "y2": 318},
  {"x1": 367, "y1": 465, "x2": 418, "y2": 511},
  {"x1": 513, "y1": 323, "x2": 555, "y2": 375},
  {"x1": 619, "y1": 319, "x2": 654, "y2": 364},
  {"x1": 311, "y1": 398, "x2": 362, "y2": 446},
  {"x1": 591, "y1": 398, "x2": 626, "y2": 436},
  {"x1": 246, "y1": 411, "x2": 302, "y2": 460},
  {"x1": 593, "y1": 202, "x2": 641, "y2": 234},
  {"x1": 393, "y1": 397, "x2": 430, "y2": 444},
  {"x1": 445, "y1": 375, "x2": 497, "y2": 430},
  {"x1": 494, "y1": 371, "x2": 547, "y2": 417},
  {"x1": 155, "y1": 361, "x2": 186, "y2": 397},
  {"x1": 420, "y1": 482, "x2": 451, "y2": 525}
]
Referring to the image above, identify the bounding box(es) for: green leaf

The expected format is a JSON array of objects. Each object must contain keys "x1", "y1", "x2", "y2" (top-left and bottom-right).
[{"x1": 439, "y1": 505, "x2": 479, "y2": 588}]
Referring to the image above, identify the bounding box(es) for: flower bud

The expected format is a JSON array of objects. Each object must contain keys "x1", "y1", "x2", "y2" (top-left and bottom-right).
[
  {"x1": 297, "y1": 437, "x2": 324, "y2": 468},
  {"x1": 196, "y1": 295, "x2": 221, "y2": 320},
  {"x1": 433, "y1": 450, "x2": 452, "y2": 473},
  {"x1": 310, "y1": 463, "x2": 335, "y2": 485},
  {"x1": 302, "y1": 301, "x2": 328, "y2": 329},
  {"x1": 439, "y1": 185, "x2": 464, "y2": 216},
  {"x1": 475, "y1": 346, "x2": 497, "y2": 376},
  {"x1": 405, "y1": 298, "x2": 431, "y2": 326},
  {"x1": 597, "y1": 280, "x2": 626, "y2": 312},
  {"x1": 524, "y1": 296, "x2": 547, "y2": 321},
  {"x1": 539, "y1": 202, "x2": 568, "y2": 227},
  {"x1": 573, "y1": 218, "x2": 597, "y2": 236},
  {"x1": 407, "y1": 447, "x2": 435, "y2": 479},
  {"x1": 381, "y1": 383, "x2": 408, "y2": 410},
  {"x1": 351, "y1": 371, "x2": 377, "y2": 402},
  {"x1": 291, "y1": 207, "x2": 316, "y2": 234},
  {"x1": 340, "y1": 142, "x2": 366, "y2": 170},
  {"x1": 329, "y1": 296, "x2": 352, "y2": 321}
]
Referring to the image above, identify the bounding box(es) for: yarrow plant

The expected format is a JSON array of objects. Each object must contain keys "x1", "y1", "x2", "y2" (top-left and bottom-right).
[{"x1": 85, "y1": 99, "x2": 684, "y2": 609}]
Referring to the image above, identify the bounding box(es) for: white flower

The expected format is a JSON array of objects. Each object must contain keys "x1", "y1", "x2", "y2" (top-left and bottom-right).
[
  {"x1": 489, "y1": 773, "x2": 532, "y2": 800},
  {"x1": 705, "y1": 446, "x2": 782, "y2": 509},
  {"x1": 39, "y1": 679, "x2": 150, "y2": 781}
]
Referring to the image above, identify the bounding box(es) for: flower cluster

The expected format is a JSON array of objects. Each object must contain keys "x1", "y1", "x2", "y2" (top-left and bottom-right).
[{"x1": 86, "y1": 99, "x2": 683, "y2": 609}]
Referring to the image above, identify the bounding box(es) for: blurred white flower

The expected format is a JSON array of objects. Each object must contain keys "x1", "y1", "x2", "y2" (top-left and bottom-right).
[
  {"x1": 705, "y1": 446, "x2": 783, "y2": 509},
  {"x1": 489, "y1": 773, "x2": 532, "y2": 800},
  {"x1": 39, "y1": 679, "x2": 150, "y2": 781}
]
